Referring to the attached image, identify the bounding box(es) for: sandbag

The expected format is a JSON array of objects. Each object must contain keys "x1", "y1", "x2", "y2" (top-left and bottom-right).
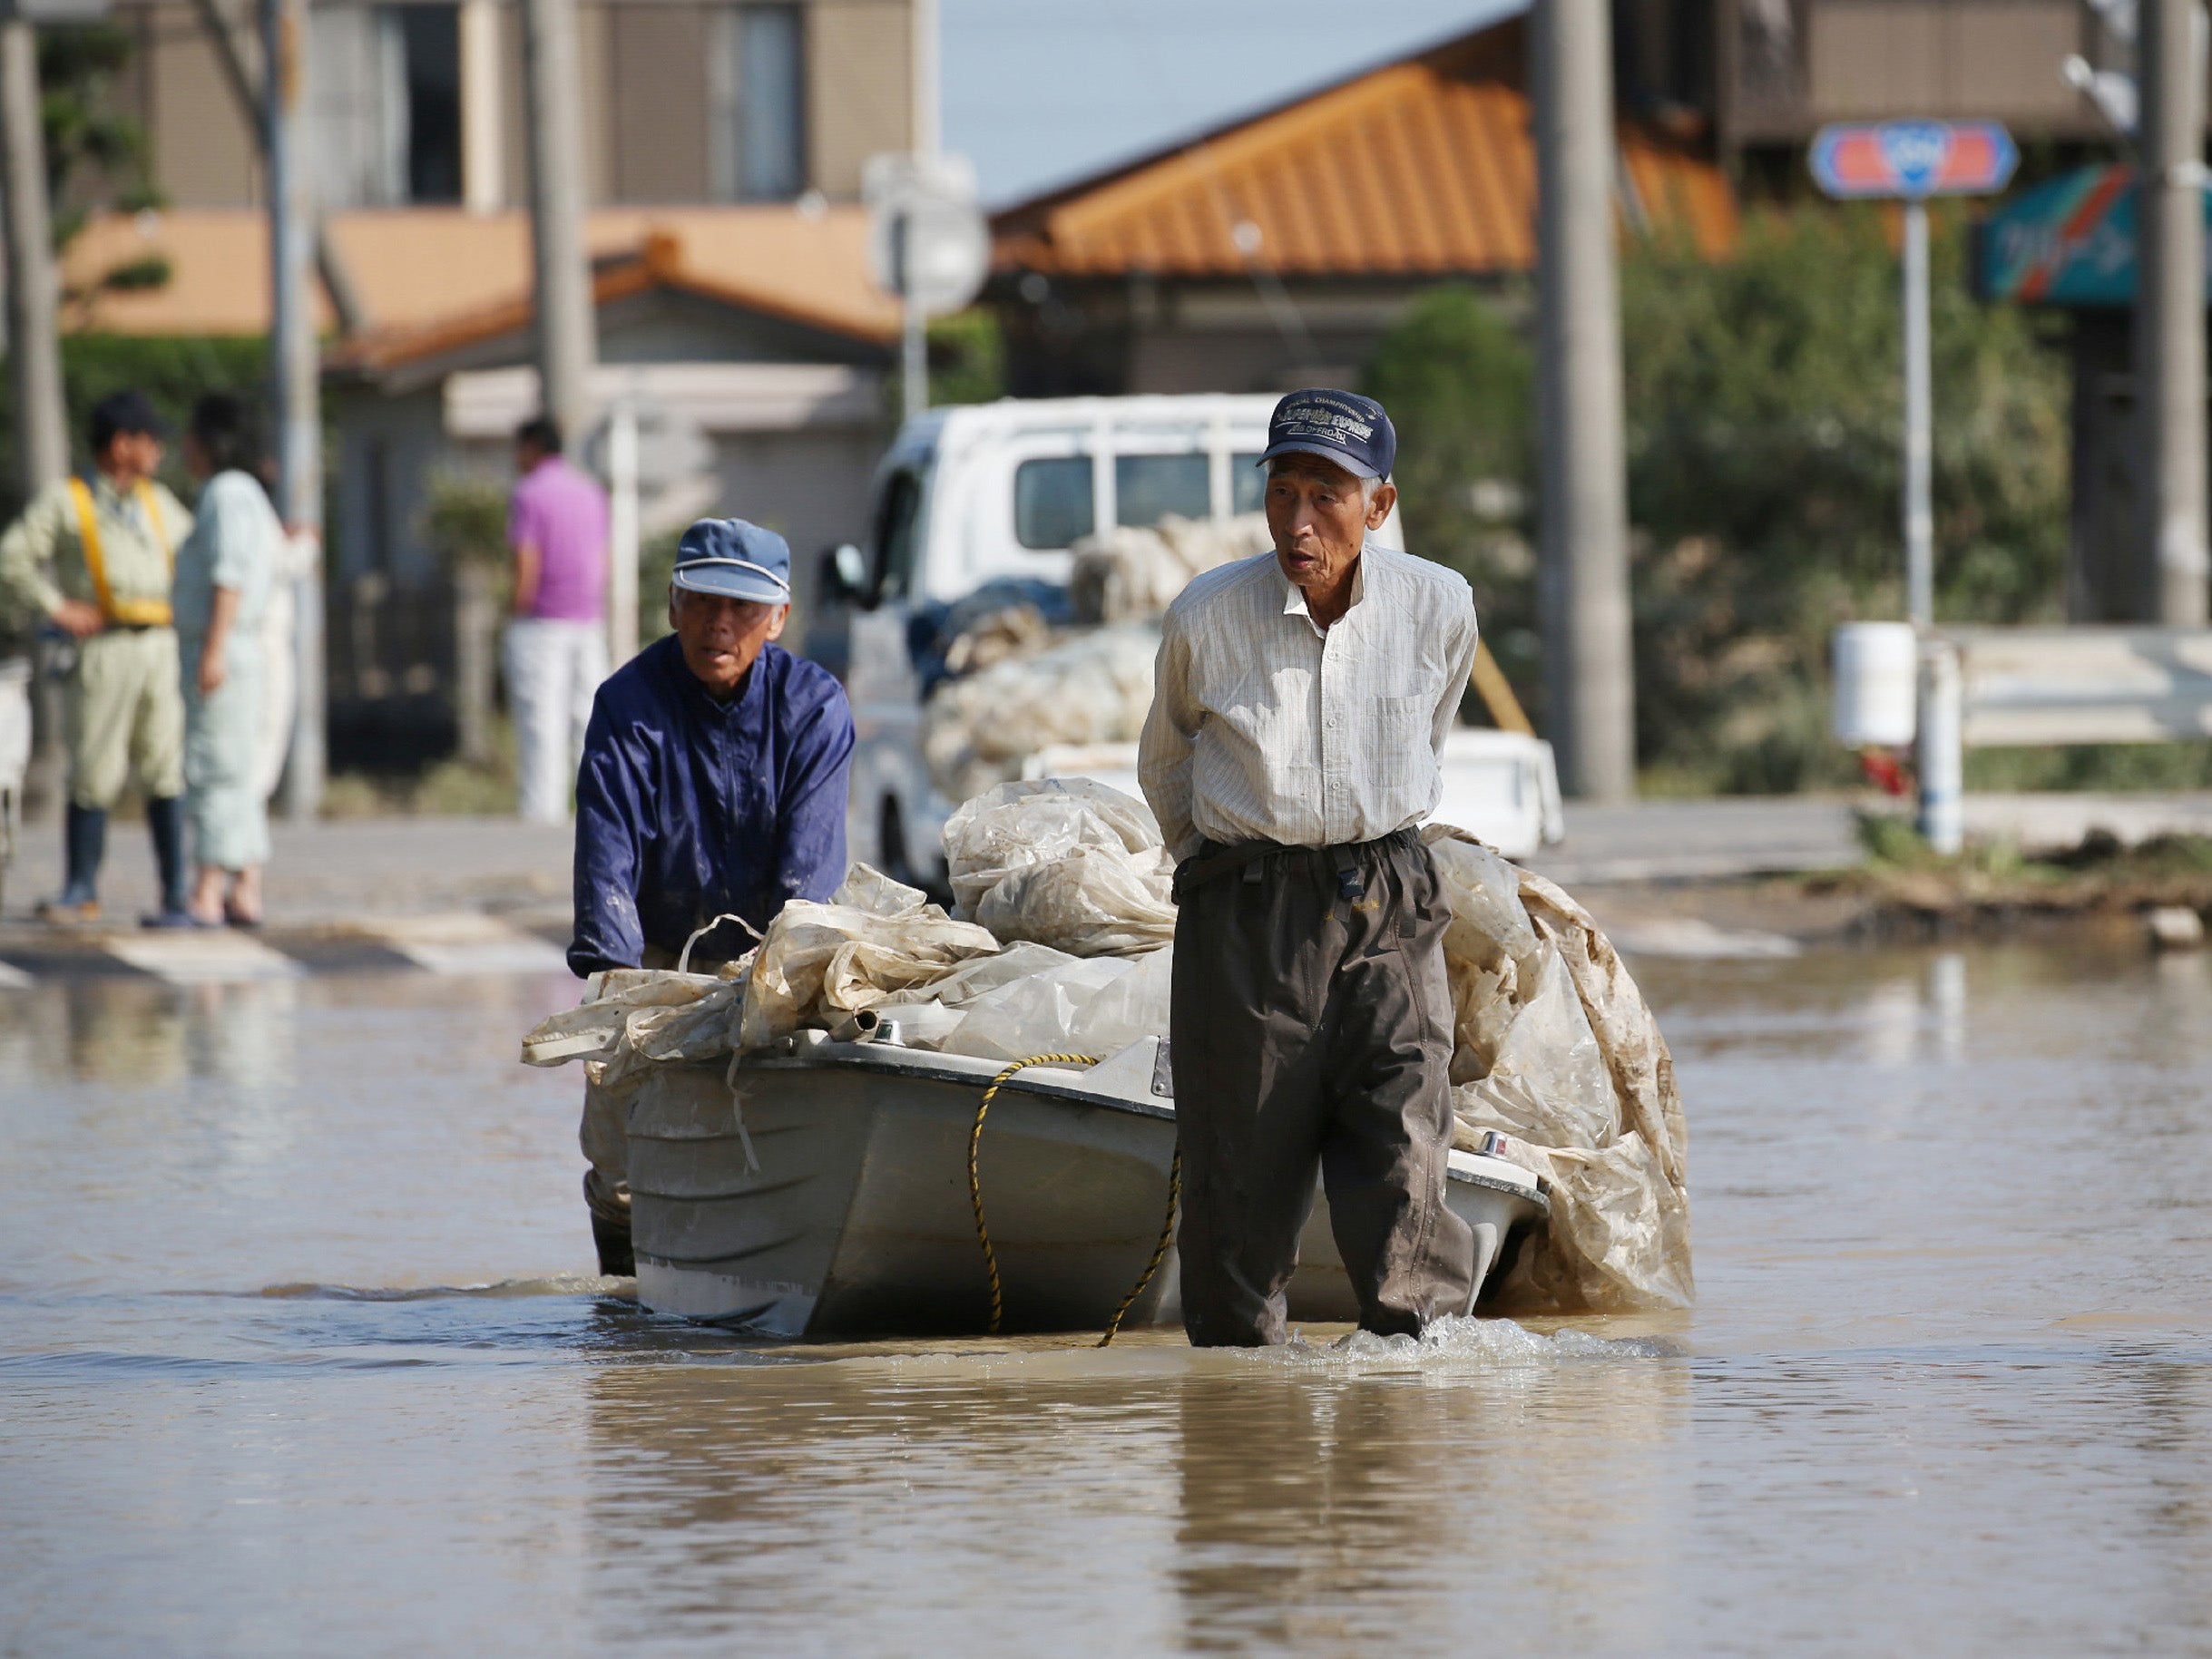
[{"x1": 944, "y1": 777, "x2": 1174, "y2": 957}]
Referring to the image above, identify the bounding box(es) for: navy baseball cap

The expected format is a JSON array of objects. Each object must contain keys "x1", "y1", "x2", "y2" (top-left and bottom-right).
[
  {"x1": 1256, "y1": 388, "x2": 1395, "y2": 481},
  {"x1": 88, "y1": 389, "x2": 170, "y2": 450},
  {"x1": 671, "y1": 518, "x2": 793, "y2": 605}
]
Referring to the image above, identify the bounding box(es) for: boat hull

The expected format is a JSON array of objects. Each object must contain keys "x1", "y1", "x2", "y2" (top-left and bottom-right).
[{"x1": 627, "y1": 1047, "x2": 1546, "y2": 1339}]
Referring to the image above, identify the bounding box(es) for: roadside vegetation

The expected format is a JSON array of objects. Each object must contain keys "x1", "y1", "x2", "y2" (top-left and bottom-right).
[{"x1": 1819, "y1": 815, "x2": 2212, "y2": 922}]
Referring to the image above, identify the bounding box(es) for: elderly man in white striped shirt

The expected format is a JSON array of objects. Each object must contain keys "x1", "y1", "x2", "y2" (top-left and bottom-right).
[{"x1": 1139, "y1": 388, "x2": 1479, "y2": 1347}]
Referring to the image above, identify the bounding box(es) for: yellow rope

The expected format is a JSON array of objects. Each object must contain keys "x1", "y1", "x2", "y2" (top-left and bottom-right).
[
  {"x1": 968, "y1": 1055, "x2": 1097, "y2": 1336},
  {"x1": 1097, "y1": 1147, "x2": 1179, "y2": 1349},
  {"x1": 967, "y1": 1053, "x2": 1182, "y2": 1344}
]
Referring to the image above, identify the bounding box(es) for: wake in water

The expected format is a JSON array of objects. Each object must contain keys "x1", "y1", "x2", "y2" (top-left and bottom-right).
[{"x1": 1277, "y1": 1314, "x2": 1679, "y2": 1371}]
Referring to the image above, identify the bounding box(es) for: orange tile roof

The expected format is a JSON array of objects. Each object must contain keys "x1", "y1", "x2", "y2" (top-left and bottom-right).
[
  {"x1": 992, "y1": 16, "x2": 1737, "y2": 278},
  {"x1": 56, "y1": 204, "x2": 901, "y2": 345}
]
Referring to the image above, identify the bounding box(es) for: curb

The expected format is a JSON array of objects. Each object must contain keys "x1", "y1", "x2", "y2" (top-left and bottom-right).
[{"x1": 0, "y1": 911, "x2": 575, "y2": 984}]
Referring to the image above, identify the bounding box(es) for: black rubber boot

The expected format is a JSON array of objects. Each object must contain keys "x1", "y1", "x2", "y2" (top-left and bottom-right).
[
  {"x1": 61, "y1": 802, "x2": 105, "y2": 905},
  {"x1": 591, "y1": 1212, "x2": 636, "y2": 1277},
  {"x1": 143, "y1": 795, "x2": 193, "y2": 924}
]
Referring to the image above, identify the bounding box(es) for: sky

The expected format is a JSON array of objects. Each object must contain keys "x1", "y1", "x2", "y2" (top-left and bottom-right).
[{"x1": 942, "y1": 0, "x2": 1521, "y2": 208}]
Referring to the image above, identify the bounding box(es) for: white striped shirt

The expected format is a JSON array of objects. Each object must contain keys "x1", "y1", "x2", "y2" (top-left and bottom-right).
[{"x1": 1139, "y1": 546, "x2": 1478, "y2": 860}]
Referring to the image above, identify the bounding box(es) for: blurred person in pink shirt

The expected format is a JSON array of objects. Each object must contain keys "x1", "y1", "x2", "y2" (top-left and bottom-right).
[{"x1": 504, "y1": 415, "x2": 610, "y2": 823}]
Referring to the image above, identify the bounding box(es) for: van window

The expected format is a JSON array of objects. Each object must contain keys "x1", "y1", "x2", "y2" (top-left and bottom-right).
[
  {"x1": 1014, "y1": 456, "x2": 1096, "y2": 549},
  {"x1": 1115, "y1": 454, "x2": 1210, "y2": 527},
  {"x1": 1230, "y1": 454, "x2": 1267, "y2": 514},
  {"x1": 874, "y1": 468, "x2": 925, "y2": 600}
]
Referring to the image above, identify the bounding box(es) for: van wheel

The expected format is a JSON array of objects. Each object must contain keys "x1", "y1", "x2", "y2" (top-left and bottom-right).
[{"x1": 878, "y1": 796, "x2": 919, "y2": 889}]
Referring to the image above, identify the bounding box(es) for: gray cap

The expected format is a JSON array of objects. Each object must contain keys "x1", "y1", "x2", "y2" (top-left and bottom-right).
[{"x1": 671, "y1": 517, "x2": 793, "y2": 605}]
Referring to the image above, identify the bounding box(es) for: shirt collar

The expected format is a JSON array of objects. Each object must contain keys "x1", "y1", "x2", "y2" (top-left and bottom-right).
[{"x1": 1278, "y1": 551, "x2": 1366, "y2": 639}]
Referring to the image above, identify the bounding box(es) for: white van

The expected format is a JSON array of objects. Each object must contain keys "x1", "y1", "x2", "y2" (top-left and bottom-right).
[{"x1": 811, "y1": 395, "x2": 1562, "y2": 885}]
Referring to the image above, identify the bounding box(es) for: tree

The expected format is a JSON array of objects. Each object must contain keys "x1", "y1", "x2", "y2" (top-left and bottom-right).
[{"x1": 1363, "y1": 205, "x2": 2071, "y2": 793}]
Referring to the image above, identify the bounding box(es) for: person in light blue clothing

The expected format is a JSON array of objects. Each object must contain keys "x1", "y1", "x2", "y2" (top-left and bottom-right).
[{"x1": 171, "y1": 394, "x2": 283, "y2": 926}]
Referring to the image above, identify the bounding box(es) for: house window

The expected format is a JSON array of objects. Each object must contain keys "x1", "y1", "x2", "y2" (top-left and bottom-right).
[
  {"x1": 713, "y1": 5, "x2": 806, "y2": 200},
  {"x1": 394, "y1": 6, "x2": 462, "y2": 204},
  {"x1": 311, "y1": 3, "x2": 462, "y2": 207}
]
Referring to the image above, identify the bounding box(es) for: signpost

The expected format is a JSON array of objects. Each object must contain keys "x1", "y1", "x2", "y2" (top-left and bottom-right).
[
  {"x1": 1812, "y1": 120, "x2": 2018, "y2": 854},
  {"x1": 1812, "y1": 120, "x2": 2020, "y2": 630},
  {"x1": 865, "y1": 153, "x2": 989, "y2": 424}
]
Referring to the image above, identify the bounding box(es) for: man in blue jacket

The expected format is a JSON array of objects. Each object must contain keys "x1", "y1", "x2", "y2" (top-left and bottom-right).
[{"x1": 568, "y1": 517, "x2": 854, "y2": 1274}]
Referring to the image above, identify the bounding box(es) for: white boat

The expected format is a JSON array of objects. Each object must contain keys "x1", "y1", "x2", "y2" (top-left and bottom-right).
[{"x1": 627, "y1": 1031, "x2": 1550, "y2": 1338}]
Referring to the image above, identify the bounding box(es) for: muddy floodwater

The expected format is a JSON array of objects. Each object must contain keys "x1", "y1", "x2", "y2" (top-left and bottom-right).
[{"x1": 5, "y1": 942, "x2": 2212, "y2": 1654}]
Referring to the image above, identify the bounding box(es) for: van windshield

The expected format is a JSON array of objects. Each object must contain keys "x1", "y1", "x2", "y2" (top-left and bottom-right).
[{"x1": 873, "y1": 467, "x2": 925, "y2": 600}]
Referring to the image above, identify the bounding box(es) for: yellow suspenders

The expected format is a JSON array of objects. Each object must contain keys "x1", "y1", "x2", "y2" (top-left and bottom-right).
[{"x1": 66, "y1": 476, "x2": 173, "y2": 627}]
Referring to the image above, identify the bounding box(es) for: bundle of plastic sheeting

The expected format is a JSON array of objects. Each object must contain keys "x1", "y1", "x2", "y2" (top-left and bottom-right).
[
  {"x1": 737, "y1": 864, "x2": 1002, "y2": 1050},
  {"x1": 870, "y1": 940, "x2": 1176, "y2": 1062},
  {"x1": 1069, "y1": 512, "x2": 1271, "y2": 624},
  {"x1": 1425, "y1": 826, "x2": 1693, "y2": 1312},
  {"x1": 942, "y1": 777, "x2": 1176, "y2": 957},
  {"x1": 520, "y1": 966, "x2": 743, "y2": 1088},
  {"x1": 942, "y1": 602, "x2": 1052, "y2": 677},
  {"x1": 920, "y1": 623, "x2": 1160, "y2": 804}
]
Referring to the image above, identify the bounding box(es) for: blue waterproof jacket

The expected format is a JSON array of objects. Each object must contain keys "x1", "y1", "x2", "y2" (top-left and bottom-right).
[{"x1": 569, "y1": 634, "x2": 854, "y2": 976}]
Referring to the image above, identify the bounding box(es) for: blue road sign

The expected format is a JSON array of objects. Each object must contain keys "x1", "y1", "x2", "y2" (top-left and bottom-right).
[{"x1": 1811, "y1": 120, "x2": 2020, "y2": 200}]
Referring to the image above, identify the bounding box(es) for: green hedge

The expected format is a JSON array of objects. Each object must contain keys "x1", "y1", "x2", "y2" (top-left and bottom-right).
[{"x1": 0, "y1": 334, "x2": 269, "y2": 521}]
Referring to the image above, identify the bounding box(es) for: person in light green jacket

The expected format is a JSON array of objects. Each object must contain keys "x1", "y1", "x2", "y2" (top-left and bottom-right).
[
  {"x1": 171, "y1": 394, "x2": 284, "y2": 927},
  {"x1": 0, "y1": 391, "x2": 194, "y2": 925}
]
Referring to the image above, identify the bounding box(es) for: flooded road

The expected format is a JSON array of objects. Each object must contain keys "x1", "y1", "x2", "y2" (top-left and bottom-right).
[{"x1": 5, "y1": 943, "x2": 2211, "y2": 1654}]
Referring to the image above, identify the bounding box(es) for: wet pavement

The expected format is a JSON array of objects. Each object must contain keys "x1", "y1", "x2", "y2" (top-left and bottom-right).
[{"x1": 4, "y1": 942, "x2": 2211, "y2": 1654}]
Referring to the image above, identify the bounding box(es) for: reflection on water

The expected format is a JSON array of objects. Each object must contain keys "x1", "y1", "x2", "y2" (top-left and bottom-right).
[{"x1": 5, "y1": 944, "x2": 2212, "y2": 1653}]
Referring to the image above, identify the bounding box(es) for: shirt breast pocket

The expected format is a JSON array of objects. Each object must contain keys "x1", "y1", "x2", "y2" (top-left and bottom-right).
[{"x1": 1363, "y1": 692, "x2": 1434, "y2": 792}]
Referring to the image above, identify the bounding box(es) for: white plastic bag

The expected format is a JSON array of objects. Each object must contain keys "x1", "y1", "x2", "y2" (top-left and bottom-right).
[
  {"x1": 944, "y1": 778, "x2": 1174, "y2": 956},
  {"x1": 938, "y1": 954, "x2": 1135, "y2": 1061},
  {"x1": 974, "y1": 843, "x2": 1177, "y2": 957}
]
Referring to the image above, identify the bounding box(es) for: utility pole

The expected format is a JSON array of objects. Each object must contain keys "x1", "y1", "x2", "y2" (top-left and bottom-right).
[
  {"x1": 265, "y1": 0, "x2": 323, "y2": 817},
  {"x1": 1532, "y1": 0, "x2": 1637, "y2": 803},
  {"x1": 1901, "y1": 200, "x2": 1934, "y2": 628},
  {"x1": 2135, "y1": 0, "x2": 2209, "y2": 623},
  {"x1": 899, "y1": 0, "x2": 940, "y2": 423},
  {"x1": 2, "y1": 6, "x2": 70, "y2": 825},
  {"x1": 520, "y1": 0, "x2": 596, "y2": 444},
  {"x1": 186, "y1": 0, "x2": 367, "y2": 333},
  {"x1": 1, "y1": 13, "x2": 66, "y2": 493}
]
